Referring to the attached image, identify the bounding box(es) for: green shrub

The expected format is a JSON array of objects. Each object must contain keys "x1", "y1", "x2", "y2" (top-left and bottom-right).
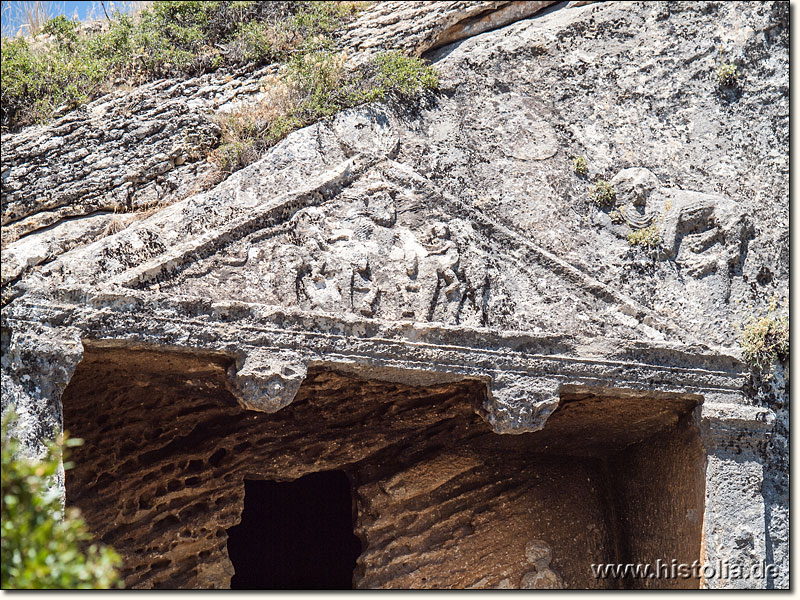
[
  {"x1": 290, "y1": 0, "x2": 365, "y2": 36},
  {"x1": 42, "y1": 16, "x2": 80, "y2": 50},
  {"x1": 1, "y1": 34, "x2": 105, "y2": 127},
  {"x1": 1, "y1": 1, "x2": 367, "y2": 129},
  {"x1": 231, "y1": 20, "x2": 277, "y2": 63},
  {"x1": 592, "y1": 179, "x2": 616, "y2": 207},
  {"x1": 572, "y1": 155, "x2": 588, "y2": 176},
  {"x1": 371, "y1": 52, "x2": 440, "y2": 98},
  {"x1": 717, "y1": 62, "x2": 738, "y2": 87},
  {"x1": 1, "y1": 414, "x2": 122, "y2": 589},
  {"x1": 626, "y1": 224, "x2": 661, "y2": 248},
  {"x1": 739, "y1": 299, "x2": 789, "y2": 372}
]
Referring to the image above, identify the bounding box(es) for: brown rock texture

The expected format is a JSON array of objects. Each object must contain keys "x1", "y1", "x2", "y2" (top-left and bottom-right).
[
  {"x1": 1, "y1": 0, "x2": 787, "y2": 590},
  {"x1": 62, "y1": 346, "x2": 704, "y2": 589}
]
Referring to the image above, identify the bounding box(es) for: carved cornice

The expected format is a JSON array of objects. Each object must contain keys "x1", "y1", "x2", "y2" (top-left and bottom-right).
[{"x1": 3, "y1": 285, "x2": 762, "y2": 434}]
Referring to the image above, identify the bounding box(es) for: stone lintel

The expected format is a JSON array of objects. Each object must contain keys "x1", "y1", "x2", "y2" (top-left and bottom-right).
[{"x1": 4, "y1": 290, "x2": 756, "y2": 435}]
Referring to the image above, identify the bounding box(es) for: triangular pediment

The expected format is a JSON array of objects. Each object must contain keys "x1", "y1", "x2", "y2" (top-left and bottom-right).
[
  {"x1": 31, "y1": 135, "x2": 686, "y2": 343},
  {"x1": 152, "y1": 161, "x2": 684, "y2": 341}
]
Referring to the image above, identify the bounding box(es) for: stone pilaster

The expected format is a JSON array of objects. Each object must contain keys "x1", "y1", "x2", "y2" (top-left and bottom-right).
[
  {"x1": 1, "y1": 324, "x2": 84, "y2": 502},
  {"x1": 700, "y1": 401, "x2": 776, "y2": 589}
]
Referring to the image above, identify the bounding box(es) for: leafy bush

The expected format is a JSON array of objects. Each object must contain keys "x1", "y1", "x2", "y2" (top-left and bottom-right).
[
  {"x1": 1, "y1": 414, "x2": 122, "y2": 589},
  {"x1": 42, "y1": 16, "x2": 80, "y2": 49},
  {"x1": 592, "y1": 179, "x2": 616, "y2": 207},
  {"x1": 626, "y1": 224, "x2": 661, "y2": 248},
  {"x1": 1, "y1": 1, "x2": 366, "y2": 129},
  {"x1": 1, "y1": 33, "x2": 106, "y2": 127},
  {"x1": 369, "y1": 51, "x2": 440, "y2": 99},
  {"x1": 739, "y1": 298, "x2": 789, "y2": 372}
]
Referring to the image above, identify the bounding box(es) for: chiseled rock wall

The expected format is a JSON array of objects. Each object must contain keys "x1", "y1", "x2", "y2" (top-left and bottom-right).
[
  {"x1": 61, "y1": 346, "x2": 705, "y2": 589},
  {"x1": 0, "y1": 0, "x2": 788, "y2": 590}
]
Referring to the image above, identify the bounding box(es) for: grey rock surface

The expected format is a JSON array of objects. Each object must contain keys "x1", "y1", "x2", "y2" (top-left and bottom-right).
[
  {"x1": 1, "y1": 64, "x2": 279, "y2": 284},
  {"x1": 0, "y1": 0, "x2": 788, "y2": 590}
]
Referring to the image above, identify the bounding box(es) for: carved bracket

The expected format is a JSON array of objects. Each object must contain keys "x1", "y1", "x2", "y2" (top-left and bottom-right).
[
  {"x1": 226, "y1": 349, "x2": 308, "y2": 413},
  {"x1": 480, "y1": 374, "x2": 561, "y2": 434}
]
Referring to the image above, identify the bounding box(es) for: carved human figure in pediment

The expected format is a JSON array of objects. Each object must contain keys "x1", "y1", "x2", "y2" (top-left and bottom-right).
[
  {"x1": 400, "y1": 221, "x2": 462, "y2": 322},
  {"x1": 425, "y1": 222, "x2": 461, "y2": 298},
  {"x1": 161, "y1": 174, "x2": 493, "y2": 324},
  {"x1": 609, "y1": 167, "x2": 661, "y2": 231},
  {"x1": 660, "y1": 190, "x2": 750, "y2": 300},
  {"x1": 606, "y1": 168, "x2": 750, "y2": 300}
]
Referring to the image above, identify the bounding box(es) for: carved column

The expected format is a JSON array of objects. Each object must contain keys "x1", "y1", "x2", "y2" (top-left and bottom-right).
[
  {"x1": 700, "y1": 401, "x2": 776, "y2": 589},
  {"x1": 1, "y1": 324, "x2": 84, "y2": 501}
]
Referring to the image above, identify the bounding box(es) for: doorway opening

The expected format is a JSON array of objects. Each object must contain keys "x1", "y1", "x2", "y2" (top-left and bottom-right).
[
  {"x1": 61, "y1": 346, "x2": 705, "y2": 589},
  {"x1": 226, "y1": 470, "x2": 361, "y2": 589}
]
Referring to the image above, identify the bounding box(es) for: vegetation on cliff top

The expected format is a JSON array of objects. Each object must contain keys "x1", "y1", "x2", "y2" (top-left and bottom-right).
[
  {"x1": 209, "y1": 49, "x2": 439, "y2": 173},
  {"x1": 2, "y1": 1, "x2": 439, "y2": 179},
  {"x1": 0, "y1": 1, "x2": 367, "y2": 129},
  {"x1": 1, "y1": 413, "x2": 123, "y2": 589}
]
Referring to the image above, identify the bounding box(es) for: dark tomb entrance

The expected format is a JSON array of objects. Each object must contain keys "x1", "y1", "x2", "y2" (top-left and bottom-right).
[{"x1": 226, "y1": 470, "x2": 362, "y2": 589}]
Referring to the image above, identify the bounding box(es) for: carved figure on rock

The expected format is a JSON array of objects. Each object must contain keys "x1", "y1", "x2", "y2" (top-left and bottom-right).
[
  {"x1": 404, "y1": 221, "x2": 463, "y2": 322},
  {"x1": 400, "y1": 241, "x2": 422, "y2": 319},
  {"x1": 606, "y1": 168, "x2": 750, "y2": 301},
  {"x1": 519, "y1": 540, "x2": 563, "y2": 589},
  {"x1": 661, "y1": 191, "x2": 750, "y2": 297},
  {"x1": 426, "y1": 222, "x2": 461, "y2": 298},
  {"x1": 610, "y1": 167, "x2": 661, "y2": 230},
  {"x1": 351, "y1": 255, "x2": 380, "y2": 317},
  {"x1": 285, "y1": 207, "x2": 346, "y2": 311}
]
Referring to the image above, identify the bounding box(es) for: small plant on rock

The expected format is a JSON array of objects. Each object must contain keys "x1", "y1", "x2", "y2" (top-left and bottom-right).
[
  {"x1": 739, "y1": 297, "x2": 789, "y2": 373},
  {"x1": 572, "y1": 155, "x2": 588, "y2": 176},
  {"x1": 626, "y1": 224, "x2": 661, "y2": 248},
  {"x1": 717, "y1": 62, "x2": 739, "y2": 88},
  {"x1": 592, "y1": 179, "x2": 616, "y2": 207},
  {"x1": 609, "y1": 208, "x2": 625, "y2": 224}
]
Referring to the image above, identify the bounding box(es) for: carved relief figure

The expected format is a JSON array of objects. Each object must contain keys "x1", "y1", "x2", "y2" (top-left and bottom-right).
[
  {"x1": 163, "y1": 176, "x2": 492, "y2": 325},
  {"x1": 405, "y1": 221, "x2": 463, "y2": 322},
  {"x1": 661, "y1": 191, "x2": 751, "y2": 300},
  {"x1": 519, "y1": 540, "x2": 563, "y2": 589},
  {"x1": 607, "y1": 168, "x2": 750, "y2": 301},
  {"x1": 426, "y1": 222, "x2": 461, "y2": 297}
]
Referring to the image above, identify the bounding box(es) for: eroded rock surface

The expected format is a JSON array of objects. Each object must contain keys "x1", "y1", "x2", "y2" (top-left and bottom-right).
[
  {"x1": 61, "y1": 346, "x2": 705, "y2": 589},
  {"x1": 339, "y1": 1, "x2": 557, "y2": 59},
  {"x1": 0, "y1": 0, "x2": 788, "y2": 590}
]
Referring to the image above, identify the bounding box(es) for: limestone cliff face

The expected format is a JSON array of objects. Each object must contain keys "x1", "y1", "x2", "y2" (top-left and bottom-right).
[
  {"x1": 3, "y1": 1, "x2": 788, "y2": 343},
  {"x1": 1, "y1": 1, "x2": 788, "y2": 590}
]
